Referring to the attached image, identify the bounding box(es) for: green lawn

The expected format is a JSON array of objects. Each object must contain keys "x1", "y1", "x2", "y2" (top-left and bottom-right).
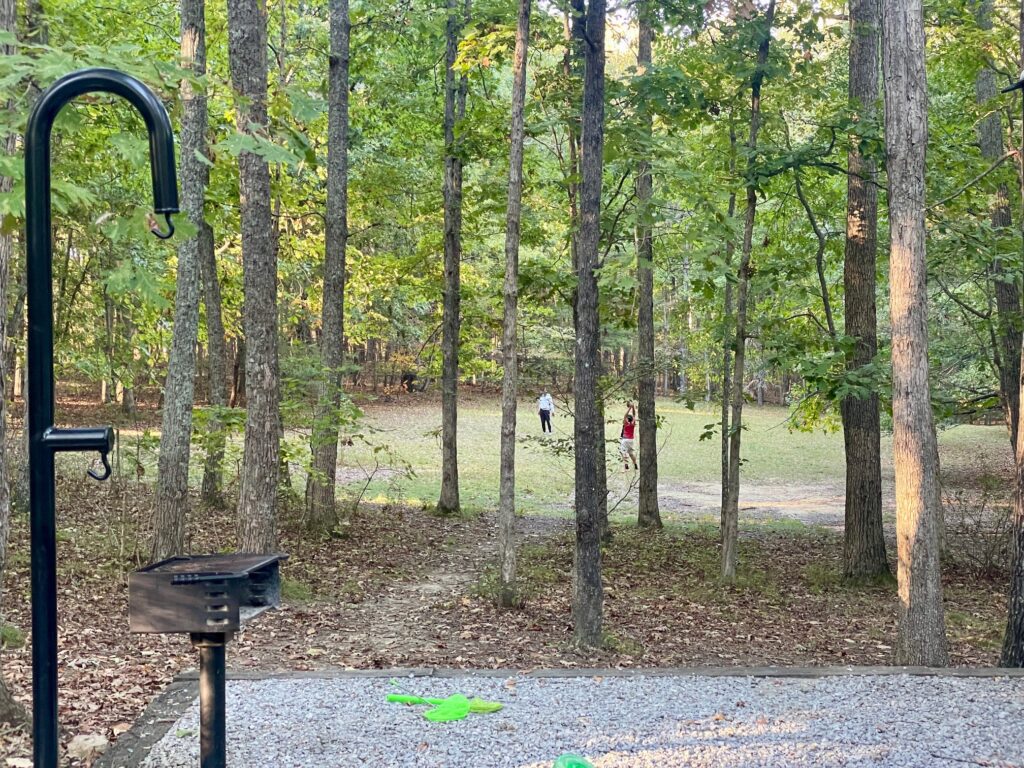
[{"x1": 333, "y1": 397, "x2": 1011, "y2": 516}]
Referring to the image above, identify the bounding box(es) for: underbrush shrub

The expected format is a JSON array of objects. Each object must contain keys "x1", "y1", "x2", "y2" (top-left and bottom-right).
[{"x1": 942, "y1": 478, "x2": 1011, "y2": 578}]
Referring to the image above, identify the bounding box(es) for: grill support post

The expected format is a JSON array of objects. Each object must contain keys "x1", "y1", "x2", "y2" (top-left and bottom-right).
[{"x1": 192, "y1": 633, "x2": 229, "y2": 768}]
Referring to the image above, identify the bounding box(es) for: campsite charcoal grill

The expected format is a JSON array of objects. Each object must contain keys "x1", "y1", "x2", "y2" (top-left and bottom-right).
[{"x1": 130, "y1": 553, "x2": 288, "y2": 768}]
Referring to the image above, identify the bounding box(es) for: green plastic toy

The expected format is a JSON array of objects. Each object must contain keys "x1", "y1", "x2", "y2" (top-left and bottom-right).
[
  {"x1": 386, "y1": 693, "x2": 504, "y2": 722},
  {"x1": 552, "y1": 755, "x2": 595, "y2": 768}
]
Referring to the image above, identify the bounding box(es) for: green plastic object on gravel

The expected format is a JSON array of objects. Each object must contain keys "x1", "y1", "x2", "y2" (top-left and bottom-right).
[
  {"x1": 386, "y1": 693, "x2": 503, "y2": 722},
  {"x1": 552, "y1": 755, "x2": 595, "y2": 768}
]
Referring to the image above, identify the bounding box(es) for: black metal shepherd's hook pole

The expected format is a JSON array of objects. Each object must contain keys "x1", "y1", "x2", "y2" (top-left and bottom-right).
[{"x1": 25, "y1": 68, "x2": 178, "y2": 768}]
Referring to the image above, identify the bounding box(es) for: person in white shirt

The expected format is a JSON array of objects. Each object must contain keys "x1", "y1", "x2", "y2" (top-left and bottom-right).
[{"x1": 538, "y1": 391, "x2": 554, "y2": 433}]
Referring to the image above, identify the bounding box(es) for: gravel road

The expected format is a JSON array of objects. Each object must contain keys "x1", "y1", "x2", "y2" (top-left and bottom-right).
[{"x1": 140, "y1": 674, "x2": 1024, "y2": 767}]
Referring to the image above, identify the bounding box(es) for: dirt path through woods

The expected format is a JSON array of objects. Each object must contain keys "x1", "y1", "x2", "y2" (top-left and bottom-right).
[{"x1": 240, "y1": 514, "x2": 570, "y2": 670}]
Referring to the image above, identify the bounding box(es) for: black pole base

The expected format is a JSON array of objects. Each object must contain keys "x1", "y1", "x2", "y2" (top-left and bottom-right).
[{"x1": 190, "y1": 632, "x2": 230, "y2": 768}]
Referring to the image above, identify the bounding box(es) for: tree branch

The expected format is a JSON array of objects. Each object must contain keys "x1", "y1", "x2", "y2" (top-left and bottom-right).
[
  {"x1": 793, "y1": 170, "x2": 835, "y2": 337},
  {"x1": 927, "y1": 150, "x2": 1017, "y2": 211},
  {"x1": 934, "y1": 276, "x2": 991, "y2": 321}
]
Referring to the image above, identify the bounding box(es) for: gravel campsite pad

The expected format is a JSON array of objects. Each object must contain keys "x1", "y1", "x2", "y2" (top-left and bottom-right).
[{"x1": 138, "y1": 673, "x2": 1024, "y2": 767}]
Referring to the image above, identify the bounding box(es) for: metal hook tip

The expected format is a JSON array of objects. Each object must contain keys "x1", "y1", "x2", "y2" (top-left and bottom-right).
[
  {"x1": 150, "y1": 212, "x2": 175, "y2": 240},
  {"x1": 87, "y1": 452, "x2": 112, "y2": 482}
]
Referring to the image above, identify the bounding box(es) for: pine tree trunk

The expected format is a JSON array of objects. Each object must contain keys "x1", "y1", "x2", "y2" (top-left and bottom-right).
[
  {"x1": 151, "y1": 0, "x2": 208, "y2": 560},
  {"x1": 497, "y1": 0, "x2": 531, "y2": 608},
  {"x1": 635, "y1": 4, "x2": 660, "y2": 530},
  {"x1": 573, "y1": 0, "x2": 606, "y2": 648},
  {"x1": 841, "y1": 0, "x2": 888, "y2": 580},
  {"x1": 723, "y1": 1, "x2": 775, "y2": 582},
  {"x1": 228, "y1": 0, "x2": 280, "y2": 553},
  {"x1": 199, "y1": 222, "x2": 227, "y2": 505},
  {"x1": 305, "y1": 0, "x2": 350, "y2": 533},
  {"x1": 0, "y1": 0, "x2": 26, "y2": 728},
  {"x1": 881, "y1": 0, "x2": 949, "y2": 666},
  {"x1": 437, "y1": 0, "x2": 469, "y2": 515}
]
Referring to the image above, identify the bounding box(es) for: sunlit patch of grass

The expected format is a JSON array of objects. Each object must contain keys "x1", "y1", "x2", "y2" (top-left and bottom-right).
[{"x1": 333, "y1": 401, "x2": 859, "y2": 517}]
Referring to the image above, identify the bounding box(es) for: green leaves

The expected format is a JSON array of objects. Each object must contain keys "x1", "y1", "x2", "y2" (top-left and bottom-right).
[{"x1": 214, "y1": 130, "x2": 303, "y2": 167}]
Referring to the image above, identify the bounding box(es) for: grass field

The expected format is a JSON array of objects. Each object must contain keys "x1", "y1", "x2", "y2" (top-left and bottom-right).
[{"x1": 333, "y1": 397, "x2": 1013, "y2": 516}]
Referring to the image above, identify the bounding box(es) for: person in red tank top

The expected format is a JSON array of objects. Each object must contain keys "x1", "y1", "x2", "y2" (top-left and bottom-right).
[{"x1": 620, "y1": 403, "x2": 637, "y2": 471}]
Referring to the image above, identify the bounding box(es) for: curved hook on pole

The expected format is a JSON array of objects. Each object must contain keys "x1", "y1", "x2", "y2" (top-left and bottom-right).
[
  {"x1": 25, "y1": 68, "x2": 179, "y2": 768},
  {"x1": 87, "y1": 452, "x2": 112, "y2": 482},
  {"x1": 151, "y1": 211, "x2": 175, "y2": 240}
]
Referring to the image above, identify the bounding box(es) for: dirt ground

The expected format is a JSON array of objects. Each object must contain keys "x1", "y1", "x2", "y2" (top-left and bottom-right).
[
  {"x1": 0, "y1": 468, "x2": 1011, "y2": 765},
  {"x1": 643, "y1": 481, "x2": 854, "y2": 529}
]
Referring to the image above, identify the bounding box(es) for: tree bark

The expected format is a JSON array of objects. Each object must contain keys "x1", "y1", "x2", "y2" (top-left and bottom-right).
[
  {"x1": 228, "y1": 0, "x2": 280, "y2": 553},
  {"x1": 199, "y1": 222, "x2": 227, "y2": 505},
  {"x1": 721, "y1": 145, "x2": 736, "y2": 523},
  {"x1": 881, "y1": 0, "x2": 949, "y2": 666},
  {"x1": 635, "y1": 3, "x2": 661, "y2": 530},
  {"x1": 1001, "y1": 0, "x2": 1024, "y2": 668},
  {"x1": 151, "y1": 0, "x2": 208, "y2": 560},
  {"x1": 974, "y1": 0, "x2": 1021, "y2": 452},
  {"x1": 573, "y1": 0, "x2": 606, "y2": 648},
  {"x1": 497, "y1": 0, "x2": 531, "y2": 607},
  {"x1": 1004, "y1": 405, "x2": 1024, "y2": 664},
  {"x1": 563, "y1": 0, "x2": 609, "y2": 543},
  {"x1": 120, "y1": 311, "x2": 137, "y2": 416},
  {"x1": 437, "y1": 0, "x2": 469, "y2": 515},
  {"x1": 722, "y1": 1, "x2": 775, "y2": 582},
  {"x1": 840, "y1": 0, "x2": 888, "y2": 581},
  {"x1": 305, "y1": 0, "x2": 350, "y2": 533},
  {"x1": 0, "y1": 0, "x2": 27, "y2": 729},
  {"x1": 230, "y1": 336, "x2": 246, "y2": 407}
]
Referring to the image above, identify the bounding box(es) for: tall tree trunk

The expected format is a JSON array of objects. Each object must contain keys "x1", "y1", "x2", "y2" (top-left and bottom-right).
[
  {"x1": 1001, "y1": 1, "x2": 1024, "y2": 668},
  {"x1": 151, "y1": 0, "x2": 208, "y2": 560},
  {"x1": 120, "y1": 312, "x2": 137, "y2": 416},
  {"x1": 572, "y1": 0, "x2": 606, "y2": 648},
  {"x1": 0, "y1": 0, "x2": 27, "y2": 729},
  {"x1": 974, "y1": 0, "x2": 1021, "y2": 451},
  {"x1": 881, "y1": 0, "x2": 949, "y2": 666},
  {"x1": 305, "y1": 0, "x2": 350, "y2": 532},
  {"x1": 199, "y1": 222, "x2": 227, "y2": 505},
  {"x1": 635, "y1": 3, "x2": 660, "y2": 530},
  {"x1": 721, "y1": 159, "x2": 736, "y2": 521},
  {"x1": 563, "y1": 0, "x2": 609, "y2": 542},
  {"x1": 102, "y1": 290, "x2": 114, "y2": 403},
  {"x1": 722, "y1": 1, "x2": 775, "y2": 582},
  {"x1": 840, "y1": 0, "x2": 888, "y2": 580},
  {"x1": 437, "y1": 0, "x2": 469, "y2": 515},
  {"x1": 230, "y1": 336, "x2": 246, "y2": 407},
  {"x1": 497, "y1": 0, "x2": 531, "y2": 608},
  {"x1": 228, "y1": 0, "x2": 280, "y2": 553},
  {"x1": 1005, "y1": 389, "x2": 1024, "y2": 664}
]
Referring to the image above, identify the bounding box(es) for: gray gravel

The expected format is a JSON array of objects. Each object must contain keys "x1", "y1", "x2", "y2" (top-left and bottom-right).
[{"x1": 140, "y1": 674, "x2": 1024, "y2": 767}]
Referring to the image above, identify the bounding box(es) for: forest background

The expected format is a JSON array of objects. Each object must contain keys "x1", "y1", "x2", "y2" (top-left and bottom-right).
[{"x1": 0, "y1": 0, "x2": 1023, "y2": 760}]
